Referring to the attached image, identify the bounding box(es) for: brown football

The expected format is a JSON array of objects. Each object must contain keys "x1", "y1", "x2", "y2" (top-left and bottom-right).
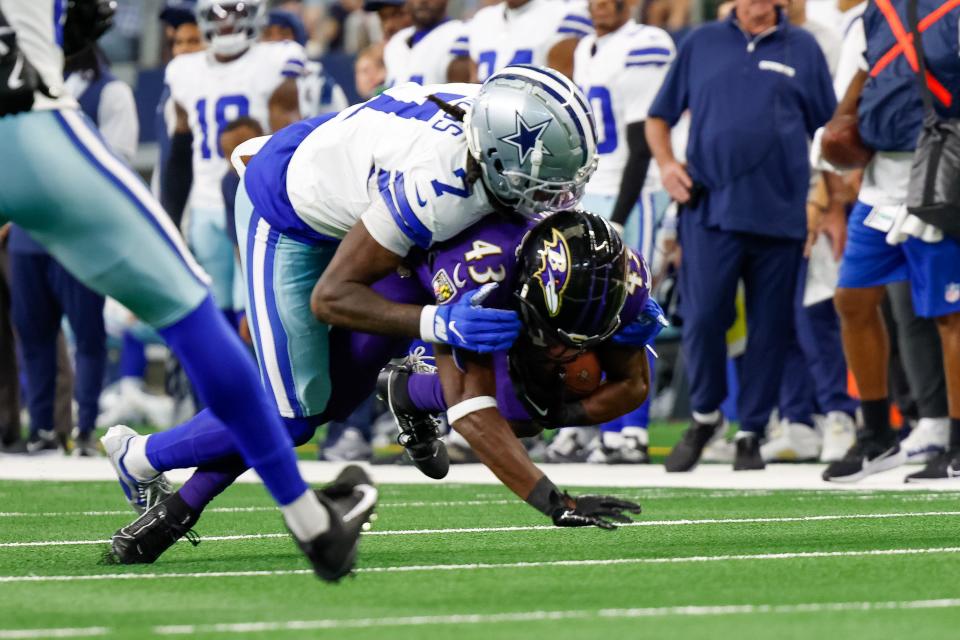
[
  {"x1": 562, "y1": 351, "x2": 602, "y2": 397},
  {"x1": 821, "y1": 114, "x2": 874, "y2": 169}
]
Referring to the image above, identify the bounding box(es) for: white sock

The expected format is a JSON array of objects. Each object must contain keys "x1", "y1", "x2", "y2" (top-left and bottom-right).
[
  {"x1": 693, "y1": 410, "x2": 722, "y2": 425},
  {"x1": 282, "y1": 490, "x2": 331, "y2": 542},
  {"x1": 734, "y1": 430, "x2": 757, "y2": 441},
  {"x1": 123, "y1": 435, "x2": 159, "y2": 480}
]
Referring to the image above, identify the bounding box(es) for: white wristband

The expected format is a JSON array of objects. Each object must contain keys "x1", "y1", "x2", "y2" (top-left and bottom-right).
[
  {"x1": 446, "y1": 396, "x2": 498, "y2": 424},
  {"x1": 420, "y1": 305, "x2": 440, "y2": 343}
]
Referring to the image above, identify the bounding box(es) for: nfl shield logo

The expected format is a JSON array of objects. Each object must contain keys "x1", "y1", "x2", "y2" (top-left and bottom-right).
[{"x1": 946, "y1": 283, "x2": 960, "y2": 304}]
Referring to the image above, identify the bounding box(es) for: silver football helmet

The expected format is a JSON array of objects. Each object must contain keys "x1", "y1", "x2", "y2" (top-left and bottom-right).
[
  {"x1": 196, "y1": 0, "x2": 264, "y2": 57},
  {"x1": 465, "y1": 65, "x2": 598, "y2": 218}
]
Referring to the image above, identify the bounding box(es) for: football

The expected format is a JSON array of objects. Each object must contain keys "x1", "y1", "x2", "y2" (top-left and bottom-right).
[
  {"x1": 821, "y1": 114, "x2": 874, "y2": 169},
  {"x1": 562, "y1": 350, "x2": 602, "y2": 397}
]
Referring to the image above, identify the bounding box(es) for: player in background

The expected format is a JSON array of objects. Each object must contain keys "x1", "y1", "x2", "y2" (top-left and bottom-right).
[
  {"x1": 465, "y1": 0, "x2": 593, "y2": 81},
  {"x1": 548, "y1": 0, "x2": 673, "y2": 464},
  {"x1": 383, "y1": 0, "x2": 471, "y2": 86},
  {"x1": 262, "y1": 10, "x2": 349, "y2": 117},
  {"x1": 102, "y1": 66, "x2": 598, "y2": 557},
  {"x1": 109, "y1": 211, "x2": 647, "y2": 565},
  {"x1": 0, "y1": 0, "x2": 370, "y2": 580},
  {"x1": 364, "y1": 0, "x2": 412, "y2": 43},
  {"x1": 163, "y1": 0, "x2": 305, "y2": 325}
]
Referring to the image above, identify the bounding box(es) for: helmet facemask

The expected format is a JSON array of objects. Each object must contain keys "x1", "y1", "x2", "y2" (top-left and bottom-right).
[{"x1": 197, "y1": 0, "x2": 262, "y2": 57}]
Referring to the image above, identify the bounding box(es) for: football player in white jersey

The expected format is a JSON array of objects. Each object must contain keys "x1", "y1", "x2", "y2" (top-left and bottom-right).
[
  {"x1": 569, "y1": 0, "x2": 674, "y2": 465},
  {"x1": 104, "y1": 67, "x2": 601, "y2": 548},
  {"x1": 164, "y1": 0, "x2": 306, "y2": 318},
  {"x1": 0, "y1": 0, "x2": 370, "y2": 579},
  {"x1": 261, "y1": 9, "x2": 348, "y2": 117},
  {"x1": 465, "y1": 0, "x2": 593, "y2": 81},
  {"x1": 383, "y1": 0, "x2": 471, "y2": 86}
]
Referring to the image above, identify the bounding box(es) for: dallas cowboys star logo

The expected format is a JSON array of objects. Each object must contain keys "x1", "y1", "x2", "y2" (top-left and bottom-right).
[{"x1": 499, "y1": 113, "x2": 553, "y2": 165}]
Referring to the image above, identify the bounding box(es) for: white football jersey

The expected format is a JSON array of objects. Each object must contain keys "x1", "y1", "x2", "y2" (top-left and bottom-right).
[
  {"x1": 165, "y1": 40, "x2": 306, "y2": 210},
  {"x1": 279, "y1": 83, "x2": 494, "y2": 256},
  {"x1": 1, "y1": 0, "x2": 76, "y2": 111},
  {"x1": 465, "y1": 0, "x2": 592, "y2": 81},
  {"x1": 298, "y1": 61, "x2": 349, "y2": 118},
  {"x1": 574, "y1": 22, "x2": 674, "y2": 196},
  {"x1": 384, "y1": 20, "x2": 467, "y2": 86}
]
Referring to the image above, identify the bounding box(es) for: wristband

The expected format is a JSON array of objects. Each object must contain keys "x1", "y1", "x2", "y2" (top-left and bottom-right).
[
  {"x1": 420, "y1": 305, "x2": 440, "y2": 343},
  {"x1": 525, "y1": 476, "x2": 565, "y2": 517},
  {"x1": 446, "y1": 395, "x2": 498, "y2": 424}
]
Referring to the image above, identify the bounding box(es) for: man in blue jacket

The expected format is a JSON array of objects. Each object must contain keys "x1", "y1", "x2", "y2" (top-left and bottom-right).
[{"x1": 645, "y1": 0, "x2": 837, "y2": 471}]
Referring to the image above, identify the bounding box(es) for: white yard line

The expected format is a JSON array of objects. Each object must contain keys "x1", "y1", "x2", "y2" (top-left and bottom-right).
[
  {"x1": 2, "y1": 546, "x2": 960, "y2": 584},
  {"x1": 3, "y1": 510, "x2": 960, "y2": 549},
  {"x1": 0, "y1": 500, "x2": 517, "y2": 518},
  {"x1": 0, "y1": 628, "x2": 109, "y2": 639},
  {"x1": 3, "y1": 457, "x2": 960, "y2": 490},
  {"x1": 5, "y1": 598, "x2": 960, "y2": 637}
]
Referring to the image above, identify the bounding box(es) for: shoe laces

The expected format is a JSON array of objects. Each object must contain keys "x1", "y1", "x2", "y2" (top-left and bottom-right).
[
  {"x1": 140, "y1": 475, "x2": 172, "y2": 511},
  {"x1": 403, "y1": 346, "x2": 437, "y2": 374},
  {"x1": 183, "y1": 529, "x2": 201, "y2": 547}
]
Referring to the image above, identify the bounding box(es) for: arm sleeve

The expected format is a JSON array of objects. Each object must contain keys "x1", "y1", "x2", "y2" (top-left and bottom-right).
[
  {"x1": 361, "y1": 196, "x2": 416, "y2": 258},
  {"x1": 610, "y1": 121, "x2": 652, "y2": 226},
  {"x1": 647, "y1": 36, "x2": 691, "y2": 126},
  {"x1": 833, "y1": 17, "x2": 866, "y2": 99},
  {"x1": 161, "y1": 130, "x2": 193, "y2": 227},
  {"x1": 97, "y1": 80, "x2": 139, "y2": 163},
  {"x1": 449, "y1": 25, "x2": 469, "y2": 57},
  {"x1": 278, "y1": 41, "x2": 308, "y2": 79}
]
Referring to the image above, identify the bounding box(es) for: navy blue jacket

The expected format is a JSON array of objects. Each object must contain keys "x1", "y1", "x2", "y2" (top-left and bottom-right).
[
  {"x1": 859, "y1": 0, "x2": 960, "y2": 151},
  {"x1": 649, "y1": 10, "x2": 836, "y2": 240}
]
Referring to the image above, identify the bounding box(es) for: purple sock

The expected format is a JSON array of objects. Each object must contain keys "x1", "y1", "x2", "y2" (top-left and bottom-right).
[
  {"x1": 178, "y1": 459, "x2": 247, "y2": 512},
  {"x1": 407, "y1": 373, "x2": 446, "y2": 412}
]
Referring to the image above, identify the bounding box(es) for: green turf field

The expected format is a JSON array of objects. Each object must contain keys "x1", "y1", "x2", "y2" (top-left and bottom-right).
[{"x1": 2, "y1": 480, "x2": 960, "y2": 639}]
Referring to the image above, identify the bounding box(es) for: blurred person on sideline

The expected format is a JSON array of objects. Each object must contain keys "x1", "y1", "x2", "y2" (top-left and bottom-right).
[
  {"x1": 383, "y1": 0, "x2": 473, "y2": 85},
  {"x1": 646, "y1": 0, "x2": 838, "y2": 472},
  {"x1": 355, "y1": 43, "x2": 387, "y2": 98},
  {"x1": 262, "y1": 10, "x2": 349, "y2": 116}
]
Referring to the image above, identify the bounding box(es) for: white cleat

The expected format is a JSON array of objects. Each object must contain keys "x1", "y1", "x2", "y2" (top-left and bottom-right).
[
  {"x1": 818, "y1": 411, "x2": 857, "y2": 463},
  {"x1": 899, "y1": 417, "x2": 949, "y2": 464},
  {"x1": 100, "y1": 425, "x2": 172, "y2": 514},
  {"x1": 761, "y1": 421, "x2": 822, "y2": 462}
]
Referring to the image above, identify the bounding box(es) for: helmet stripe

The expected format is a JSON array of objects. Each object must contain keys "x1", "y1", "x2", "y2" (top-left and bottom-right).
[
  {"x1": 493, "y1": 72, "x2": 591, "y2": 164},
  {"x1": 495, "y1": 65, "x2": 597, "y2": 151}
]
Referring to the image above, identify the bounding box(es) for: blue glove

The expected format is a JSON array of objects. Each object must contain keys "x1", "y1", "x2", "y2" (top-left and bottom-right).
[
  {"x1": 421, "y1": 283, "x2": 521, "y2": 353},
  {"x1": 611, "y1": 298, "x2": 669, "y2": 347}
]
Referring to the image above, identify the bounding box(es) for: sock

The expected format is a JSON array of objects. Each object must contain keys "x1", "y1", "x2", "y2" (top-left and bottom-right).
[
  {"x1": 124, "y1": 434, "x2": 159, "y2": 480},
  {"x1": 734, "y1": 430, "x2": 756, "y2": 441},
  {"x1": 178, "y1": 459, "x2": 247, "y2": 512},
  {"x1": 693, "y1": 410, "x2": 721, "y2": 425},
  {"x1": 407, "y1": 373, "x2": 446, "y2": 412},
  {"x1": 951, "y1": 418, "x2": 960, "y2": 450},
  {"x1": 860, "y1": 398, "x2": 891, "y2": 438},
  {"x1": 159, "y1": 295, "x2": 307, "y2": 506},
  {"x1": 282, "y1": 489, "x2": 330, "y2": 542},
  {"x1": 145, "y1": 408, "x2": 237, "y2": 472}
]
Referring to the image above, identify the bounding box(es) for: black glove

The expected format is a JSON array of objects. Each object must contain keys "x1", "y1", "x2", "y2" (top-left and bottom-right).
[
  {"x1": 552, "y1": 493, "x2": 642, "y2": 530},
  {"x1": 508, "y1": 339, "x2": 565, "y2": 423},
  {"x1": 0, "y1": 26, "x2": 50, "y2": 116},
  {"x1": 63, "y1": 0, "x2": 116, "y2": 57}
]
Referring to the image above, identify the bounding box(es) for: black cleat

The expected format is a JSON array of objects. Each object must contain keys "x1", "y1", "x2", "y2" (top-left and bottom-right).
[
  {"x1": 377, "y1": 359, "x2": 449, "y2": 480},
  {"x1": 109, "y1": 492, "x2": 200, "y2": 564},
  {"x1": 299, "y1": 464, "x2": 378, "y2": 582},
  {"x1": 905, "y1": 448, "x2": 960, "y2": 483},
  {"x1": 733, "y1": 434, "x2": 765, "y2": 471},
  {"x1": 664, "y1": 417, "x2": 726, "y2": 472},
  {"x1": 822, "y1": 432, "x2": 906, "y2": 483}
]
